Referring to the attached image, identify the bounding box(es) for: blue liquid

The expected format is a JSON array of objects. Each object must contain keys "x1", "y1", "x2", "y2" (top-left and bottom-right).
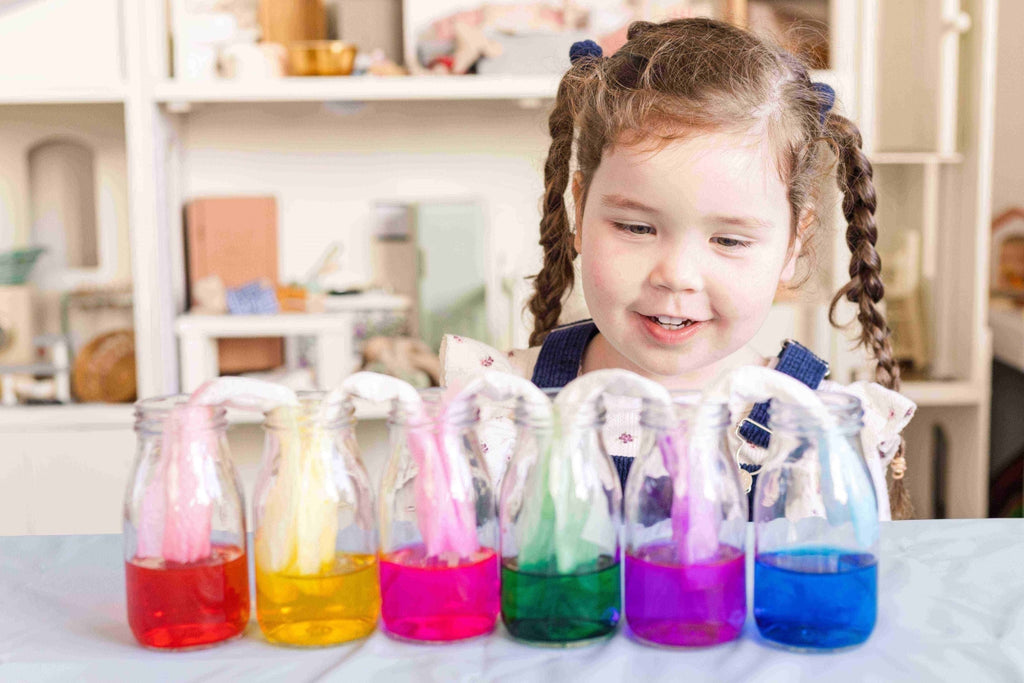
[{"x1": 754, "y1": 548, "x2": 877, "y2": 650}]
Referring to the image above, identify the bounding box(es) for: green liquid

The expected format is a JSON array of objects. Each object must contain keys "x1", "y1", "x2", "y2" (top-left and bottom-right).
[{"x1": 500, "y1": 556, "x2": 621, "y2": 644}]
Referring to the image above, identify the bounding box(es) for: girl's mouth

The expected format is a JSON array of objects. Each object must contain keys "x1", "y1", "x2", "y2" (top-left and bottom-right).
[
  {"x1": 646, "y1": 315, "x2": 696, "y2": 330},
  {"x1": 637, "y1": 313, "x2": 708, "y2": 344}
]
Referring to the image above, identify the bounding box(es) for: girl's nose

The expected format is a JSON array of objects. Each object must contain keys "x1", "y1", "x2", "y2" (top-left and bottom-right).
[{"x1": 649, "y1": 246, "x2": 705, "y2": 293}]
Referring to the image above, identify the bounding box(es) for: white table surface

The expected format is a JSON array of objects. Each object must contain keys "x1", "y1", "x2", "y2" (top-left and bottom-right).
[{"x1": 1, "y1": 519, "x2": 1022, "y2": 682}]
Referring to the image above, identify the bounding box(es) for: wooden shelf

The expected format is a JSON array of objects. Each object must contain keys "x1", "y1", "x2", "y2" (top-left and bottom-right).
[
  {"x1": 154, "y1": 74, "x2": 563, "y2": 106},
  {"x1": 0, "y1": 85, "x2": 127, "y2": 105},
  {"x1": 154, "y1": 71, "x2": 842, "y2": 107},
  {"x1": 176, "y1": 308, "x2": 406, "y2": 338},
  {"x1": 901, "y1": 380, "x2": 983, "y2": 407},
  {"x1": 226, "y1": 401, "x2": 390, "y2": 424},
  {"x1": 0, "y1": 403, "x2": 134, "y2": 430}
]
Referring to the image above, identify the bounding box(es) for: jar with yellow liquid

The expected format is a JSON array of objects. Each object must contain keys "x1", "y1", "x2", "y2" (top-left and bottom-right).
[{"x1": 253, "y1": 393, "x2": 379, "y2": 646}]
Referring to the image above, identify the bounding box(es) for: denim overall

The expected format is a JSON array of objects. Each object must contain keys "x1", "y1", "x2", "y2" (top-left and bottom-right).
[{"x1": 530, "y1": 320, "x2": 829, "y2": 512}]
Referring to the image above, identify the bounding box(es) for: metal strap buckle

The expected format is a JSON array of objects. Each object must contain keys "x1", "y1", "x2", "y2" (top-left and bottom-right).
[
  {"x1": 735, "y1": 416, "x2": 772, "y2": 441},
  {"x1": 733, "y1": 417, "x2": 772, "y2": 466}
]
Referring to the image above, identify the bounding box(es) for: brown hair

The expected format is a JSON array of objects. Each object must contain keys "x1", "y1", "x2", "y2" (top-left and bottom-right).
[{"x1": 526, "y1": 18, "x2": 911, "y2": 518}]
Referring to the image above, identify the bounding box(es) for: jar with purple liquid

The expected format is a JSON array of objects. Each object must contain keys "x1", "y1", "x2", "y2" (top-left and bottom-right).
[{"x1": 624, "y1": 393, "x2": 748, "y2": 647}]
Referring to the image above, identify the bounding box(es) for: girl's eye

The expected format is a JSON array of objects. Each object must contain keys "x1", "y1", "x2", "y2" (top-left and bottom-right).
[
  {"x1": 613, "y1": 222, "x2": 655, "y2": 236},
  {"x1": 713, "y1": 236, "x2": 752, "y2": 249}
]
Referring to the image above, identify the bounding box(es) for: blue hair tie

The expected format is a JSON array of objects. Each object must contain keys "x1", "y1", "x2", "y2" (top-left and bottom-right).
[
  {"x1": 811, "y1": 82, "x2": 835, "y2": 124},
  {"x1": 569, "y1": 39, "x2": 603, "y2": 64}
]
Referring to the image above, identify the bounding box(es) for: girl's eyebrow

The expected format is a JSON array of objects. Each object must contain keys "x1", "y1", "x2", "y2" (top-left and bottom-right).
[
  {"x1": 707, "y1": 214, "x2": 773, "y2": 230},
  {"x1": 600, "y1": 193, "x2": 661, "y2": 215}
]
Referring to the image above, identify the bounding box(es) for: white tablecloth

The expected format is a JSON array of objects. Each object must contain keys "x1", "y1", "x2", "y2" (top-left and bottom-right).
[{"x1": 1, "y1": 519, "x2": 1022, "y2": 682}]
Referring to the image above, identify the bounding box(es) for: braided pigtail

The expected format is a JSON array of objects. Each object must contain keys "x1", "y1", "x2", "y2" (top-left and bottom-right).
[
  {"x1": 825, "y1": 112, "x2": 912, "y2": 519},
  {"x1": 527, "y1": 51, "x2": 599, "y2": 346}
]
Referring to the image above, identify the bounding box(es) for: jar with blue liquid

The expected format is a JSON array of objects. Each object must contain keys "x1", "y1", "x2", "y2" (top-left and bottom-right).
[{"x1": 753, "y1": 392, "x2": 879, "y2": 651}]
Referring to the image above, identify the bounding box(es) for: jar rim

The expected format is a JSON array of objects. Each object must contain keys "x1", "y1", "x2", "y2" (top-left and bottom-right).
[
  {"x1": 264, "y1": 390, "x2": 355, "y2": 430},
  {"x1": 768, "y1": 390, "x2": 864, "y2": 433},
  {"x1": 388, "y1": 387, "x2": 477, "y2": 427},
  {"x1": 513, "y1": 387, "x2": 609, "y2": 427},
  {"x1": 640, "y1": 391, "x2": 729, "y2": 429},
  {"x1": 134, "y1": 394, "x2": 227, "y2": 431}
]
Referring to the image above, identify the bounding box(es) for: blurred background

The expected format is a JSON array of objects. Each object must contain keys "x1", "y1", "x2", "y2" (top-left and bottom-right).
[{"x1": 0, "y1": 0, "x2": 1019, "y2": 533}]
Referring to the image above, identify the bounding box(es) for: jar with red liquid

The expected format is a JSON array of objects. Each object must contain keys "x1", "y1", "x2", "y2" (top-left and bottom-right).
[
  {"x1": 123, "y1": 396, "x2": 250, "y2": 650},
  {"x1": 378, "y1": 390, "x2": 500, "y2": 643},
  {"x1": 623, "y1": 393, "x2": 748, "y2": 647}
]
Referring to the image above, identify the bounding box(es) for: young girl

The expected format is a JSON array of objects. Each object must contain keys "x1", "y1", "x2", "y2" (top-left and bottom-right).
[{"x1": 441, "y1": 18, "x2": 915, "y2": 519}]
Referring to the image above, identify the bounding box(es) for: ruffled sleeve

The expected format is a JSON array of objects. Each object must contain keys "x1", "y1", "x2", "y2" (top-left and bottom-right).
[
  {"x1": 439, "y1": 334, "x2": 538, "y2": 388},
  {"x1": 731, "y1": 379, "x2": 915, "y2": 521},
  {"x1": 439, "y1": 335, "x2": 540, "y2": 486},
  {"x1": 820, "y1": 380, "x2": 916, "y2": 521},
  {"x1": 821, "y1": 380, "x2": 916, "y2": 470}
]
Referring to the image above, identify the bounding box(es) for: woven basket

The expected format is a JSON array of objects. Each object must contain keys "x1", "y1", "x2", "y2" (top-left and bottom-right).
[
  {"x1": 0, "y1": 247, "x2": 45, "y2": 286},
  {"x1": 72, "y1": 329, "x2": 137, "y2": 403}
]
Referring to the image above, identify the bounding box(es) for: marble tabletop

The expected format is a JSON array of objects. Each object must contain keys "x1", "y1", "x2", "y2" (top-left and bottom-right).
[{"x1": 1, "y1": 519, "x2": 1022, "y2": 682}]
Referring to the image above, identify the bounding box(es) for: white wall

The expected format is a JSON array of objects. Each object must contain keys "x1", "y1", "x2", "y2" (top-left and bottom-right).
[
  {"x1": 0, "y1": 104, "x2": 132, "y2": 325},
  {"x1": 0, "y1": 0, "x2": 123, "y2": 87},
  {"x1": 992, "y1": 0, "x2": 1024, "y2": 217},
  {"x1": 178, "y1": 100, "x2": 551, "y2": 348}
]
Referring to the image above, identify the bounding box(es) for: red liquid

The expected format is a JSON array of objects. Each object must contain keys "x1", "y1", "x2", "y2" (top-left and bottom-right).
[
  {"x1": 379, "y1": 544, "x2": 499, "y2": 642},
  {"x1": 625, "y1": 542, "x2": 745, "y2": 647},
  {"x1": 125, "y1": 545, "x2": 250, "y2": 649}
]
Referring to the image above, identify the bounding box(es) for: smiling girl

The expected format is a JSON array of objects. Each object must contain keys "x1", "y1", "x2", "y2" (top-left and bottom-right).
[{"x1": 442, "y1": 18, "x2": 915, "y2": 519}]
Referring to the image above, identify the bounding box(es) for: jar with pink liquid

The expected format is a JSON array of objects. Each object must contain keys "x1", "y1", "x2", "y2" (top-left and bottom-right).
[
  {"x1": 378, "y1": 390, "x2": 500, "y2": 643},
  {"x1": 623, "y1": 393, "x2": 748, "y2": 647}
]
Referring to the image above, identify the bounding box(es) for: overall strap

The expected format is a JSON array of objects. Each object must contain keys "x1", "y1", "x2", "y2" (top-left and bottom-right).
[
  {"x1": 530, "y1": 320, "x2": 599, "y2": 389},
  {"x1": 739, "y1": 340, "x2": 829, "y2": 519},
  {"x1": 737, "y1": 339, "x2": 830, "y2": 449},
  {"x1": 530, "y1": 320, "x2": 633, "y2": 489}
]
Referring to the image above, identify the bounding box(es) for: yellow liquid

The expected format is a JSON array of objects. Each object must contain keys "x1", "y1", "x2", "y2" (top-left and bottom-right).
[{"x1": 256, "y1": 552, "x2": 381, "y2": 647}]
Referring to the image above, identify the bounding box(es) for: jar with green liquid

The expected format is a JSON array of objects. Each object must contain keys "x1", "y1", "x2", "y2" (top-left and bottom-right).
[{"x1": 498, "y1": 390, "x2": 622, "y2": 646}]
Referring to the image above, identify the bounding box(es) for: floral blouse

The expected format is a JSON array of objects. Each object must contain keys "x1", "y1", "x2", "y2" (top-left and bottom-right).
[{"x1": 440, "y1": 334, "x2": 917, "y2": 521}]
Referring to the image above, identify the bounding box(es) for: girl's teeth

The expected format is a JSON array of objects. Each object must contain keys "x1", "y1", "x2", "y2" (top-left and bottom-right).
[{"x1": 649, "y1": 315, "x2": 694, "y2": 330}]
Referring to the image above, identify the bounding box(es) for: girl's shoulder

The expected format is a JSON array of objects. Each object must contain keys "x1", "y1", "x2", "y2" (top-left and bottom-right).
[{"x1": 439, "y1": 334, "x2": 540, "y2": 388}]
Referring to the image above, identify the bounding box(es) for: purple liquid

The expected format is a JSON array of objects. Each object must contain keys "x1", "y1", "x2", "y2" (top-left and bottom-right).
[
  {"x1": 380, "y1": 544, "x2": 499, "y2": 642},
  {"x1": 625, "y1": 542, "x2": 746, "y2": 646}
]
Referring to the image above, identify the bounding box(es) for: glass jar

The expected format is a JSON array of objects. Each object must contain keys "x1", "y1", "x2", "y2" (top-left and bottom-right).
[
  {"x1": 253, "y1": 393, "x2": 379, "y2": 647},
  {"x1": 123, "y1": 396, "x2": 249, "y2": 650},
  {"x1": 754, "y1": 392, "x2": 878, "y2": 651},
  {"x1": 378, "y1": 389, "x2": 499, "y2": 643},
  {"x1": 499, "y1": 394, "x2": 622, "y2": 645},
  {"x1": 623, "y1": 393, "x2": 747, "y2": 647}
]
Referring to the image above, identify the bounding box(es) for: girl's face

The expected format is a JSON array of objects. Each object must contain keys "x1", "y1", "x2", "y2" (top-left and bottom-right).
[{"x1": 574, "y1": 129, "x2": 800, "y2": 386}]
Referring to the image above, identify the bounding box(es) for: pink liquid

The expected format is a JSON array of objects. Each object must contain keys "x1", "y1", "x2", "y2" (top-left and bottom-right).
[
  {"x1": 379, "y1": 544, "x2": 499, "y2": 642},
  {"x1": 625, "y1": 542, "x2": 745, "y2": 646}
]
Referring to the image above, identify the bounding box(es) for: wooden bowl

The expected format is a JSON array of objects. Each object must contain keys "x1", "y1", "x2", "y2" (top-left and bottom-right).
[
  {"x1": 287, "y1": 41, "x2": 357, "y2": 76},
  {"x1": 72, "y1": 329, "x2": 137, "y2": 403}
]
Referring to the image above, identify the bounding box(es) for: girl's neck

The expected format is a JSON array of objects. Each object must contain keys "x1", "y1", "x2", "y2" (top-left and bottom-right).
[{"x1": 581, "y1": 332, "x2": 766, "y2": 391}]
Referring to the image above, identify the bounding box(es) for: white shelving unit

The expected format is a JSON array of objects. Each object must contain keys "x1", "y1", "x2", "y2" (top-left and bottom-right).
[
  {"x1": 840, "y1": 0, "x2": 997, "y2": 518},
  {"x1": 0, "y1": 87, "x2": 128, "y2": 106},
  {"x1": 155, "y1": 74, "x2": 562, "y2": 106},
  {"x1": 0, "y1": 0, "x2": 999, "y2": 530}
]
